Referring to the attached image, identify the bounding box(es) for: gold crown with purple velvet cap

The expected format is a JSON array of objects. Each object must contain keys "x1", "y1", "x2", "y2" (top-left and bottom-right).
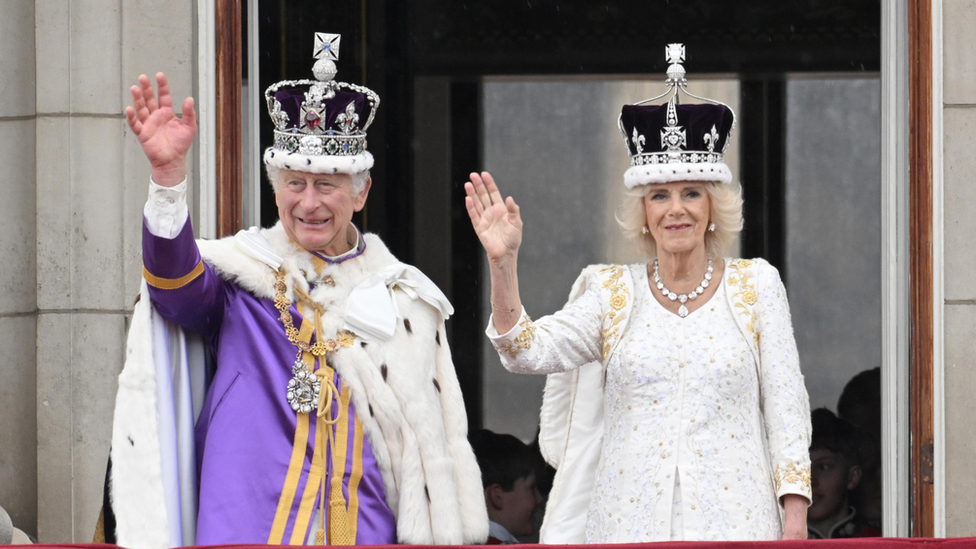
[
  {"x1": 263, "y1": 33, "x2": 380, "y2": 175},
  {"x1": 618, "y1": 44, "x2": 737, "y2": 188}
]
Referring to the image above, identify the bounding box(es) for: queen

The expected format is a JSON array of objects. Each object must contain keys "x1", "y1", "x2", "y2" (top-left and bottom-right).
[{"x1": 465, "y1": 44, "x2": 812, "y2": 542}]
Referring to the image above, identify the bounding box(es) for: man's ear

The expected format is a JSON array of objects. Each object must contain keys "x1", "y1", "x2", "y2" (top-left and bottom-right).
[
  {"x1": 353, "y1": 177, "x2": 372, "y2": 211},
  {"x1": 487, "y1": 484, "x2": 506, "y2": 510},
  {"x1": 846, "y1": 465, "x2": 863, "y2": 491}
]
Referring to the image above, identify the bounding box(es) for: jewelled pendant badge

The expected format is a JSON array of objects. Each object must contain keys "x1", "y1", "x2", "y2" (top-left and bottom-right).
[{"x1": 273, "y1": 271, "x2": 357, "y2": 413}]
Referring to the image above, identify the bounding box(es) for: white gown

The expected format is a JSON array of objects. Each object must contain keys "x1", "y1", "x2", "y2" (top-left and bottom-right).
[{"x1": 488, "y1": 260, "x2": 811, "y2": 542}]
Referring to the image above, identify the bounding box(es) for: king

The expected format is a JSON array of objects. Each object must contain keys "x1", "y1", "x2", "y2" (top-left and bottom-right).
[{"x1": 103, "y1": 33, "x2": 488, "y2": 547}]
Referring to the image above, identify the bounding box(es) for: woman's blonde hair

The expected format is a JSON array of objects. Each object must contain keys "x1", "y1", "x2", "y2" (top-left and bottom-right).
[{"x1": 616, "y1": 180, "x2": 744, "y2": 259}]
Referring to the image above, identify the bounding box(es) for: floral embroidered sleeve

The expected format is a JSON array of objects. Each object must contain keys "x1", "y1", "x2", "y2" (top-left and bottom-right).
[
  {"x1": 485, "y1": 269, "x2": 605, "y2": 375},
  {"x1": 755, "y1": 261, "x2": 813, "y2": 503}
]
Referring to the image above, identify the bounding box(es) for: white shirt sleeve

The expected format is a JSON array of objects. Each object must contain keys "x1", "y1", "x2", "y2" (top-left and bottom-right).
[{"x1": 144, "y1": 177, "x2": 189, "y2": 239}]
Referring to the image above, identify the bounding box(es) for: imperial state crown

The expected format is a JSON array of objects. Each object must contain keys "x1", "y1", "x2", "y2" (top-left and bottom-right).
[{"x1": 263, "y1": 32, "x2": 380, "y2": 175}]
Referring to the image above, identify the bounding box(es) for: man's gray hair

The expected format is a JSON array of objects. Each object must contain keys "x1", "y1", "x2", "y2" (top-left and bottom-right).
[{"x1": 265, "y1": 164, "x2": 370, "y2": 196}]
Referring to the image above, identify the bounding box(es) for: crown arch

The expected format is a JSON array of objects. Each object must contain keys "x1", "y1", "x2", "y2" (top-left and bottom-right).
[{"x1": 206, "y1": 0, "x2": 942, "y2": 537}]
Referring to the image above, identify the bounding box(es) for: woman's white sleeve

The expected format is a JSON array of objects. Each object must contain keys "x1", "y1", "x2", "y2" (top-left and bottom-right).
[
  {"x1": 757, "y1": 262, "x2": 813, "y2": 503},
  {"x1": 484, "y1": 271, "x2": 604, "y2": 375}
]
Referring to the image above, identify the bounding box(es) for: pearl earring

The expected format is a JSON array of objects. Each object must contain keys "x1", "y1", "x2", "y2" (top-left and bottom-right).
[
  {"x1": 641, "y1": 226, "x2": 649, "y2": 235},
  {"x1": 708, "y1": 223, "x2": 716, "y2": 232}
]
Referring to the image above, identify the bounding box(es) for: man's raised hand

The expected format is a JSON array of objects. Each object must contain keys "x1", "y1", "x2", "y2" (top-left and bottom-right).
[{"x1": 125, "y1": 72, "x2": 197, "y2": 187}]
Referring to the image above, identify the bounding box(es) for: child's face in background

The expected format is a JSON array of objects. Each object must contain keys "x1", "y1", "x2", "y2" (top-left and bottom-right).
[
  {"x1": 808, "y1": 448, "x2": 862, "y2": 522},
  {"x1": 496, "y1": 472, "x2": 544, "y2": 537}
]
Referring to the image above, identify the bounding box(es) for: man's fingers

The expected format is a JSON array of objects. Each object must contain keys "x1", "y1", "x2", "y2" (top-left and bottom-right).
[
  {"x1": 129, "y1": 85, "x2": 148, "y2": 121},
  {"x1": 181, "y1": 97, "x2": 197, "y2": 131},
  {"x1": 125, "y1": 106, "x2": 142, "y2": 135},
  {"x1": 156, "y1": 73, "x2": 173, "y2": 109},
  {"x1": 139, "y1": 74, "x2": 158, "y2": 112}
]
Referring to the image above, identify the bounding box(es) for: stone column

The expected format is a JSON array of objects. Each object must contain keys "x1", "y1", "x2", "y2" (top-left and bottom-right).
[
  {"x1": 0, "y1": 0, "x2": 38, "y2": 541},
  {"x1": 943, "y1": 0, "x2": 976, "y2": 537},
  {"x1": 32, "y1": 0, "x2": 196, "y2": 542}
]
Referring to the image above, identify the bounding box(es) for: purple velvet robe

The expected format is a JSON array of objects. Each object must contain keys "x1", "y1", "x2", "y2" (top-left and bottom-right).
[{"x1": 143, "y1": 218, "x2": 397, "y2": 545}]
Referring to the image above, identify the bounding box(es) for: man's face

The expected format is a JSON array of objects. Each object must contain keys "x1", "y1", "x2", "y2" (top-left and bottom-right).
[
  {"x1": 275, "y1": 169, "x2": 370, "y2": 255},
  {"x1": 808, "y1": 448, "x2": 862, "y2": 522},
  {"x1": 492, "y1": 473, "x2": 544, "y2": 538}
]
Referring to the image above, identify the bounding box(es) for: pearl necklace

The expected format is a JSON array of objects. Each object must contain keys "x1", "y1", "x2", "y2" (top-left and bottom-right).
[{"x1": 653, "y1": 258, "x2": 714, "y2": 318}]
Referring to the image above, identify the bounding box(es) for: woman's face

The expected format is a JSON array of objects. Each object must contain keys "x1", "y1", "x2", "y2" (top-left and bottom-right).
[{"x1": 643, "y1": 181, "x2": 711, "y2": 256}]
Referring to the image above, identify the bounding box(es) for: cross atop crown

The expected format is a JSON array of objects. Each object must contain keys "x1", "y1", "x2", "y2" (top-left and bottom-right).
[
  {"x1": 665, "y1": 43, "x2": 687, "y2": 86},
  {"x1": 314, "y1": 33, "x2": 341, "y2": 61},
  {"x1": 665, "y1": 43, "x2": 685, "y2": 65}
]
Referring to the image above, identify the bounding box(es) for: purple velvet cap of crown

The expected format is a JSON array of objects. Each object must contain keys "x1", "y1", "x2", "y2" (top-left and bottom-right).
[
  {"x1": 620, "y1": 102, "x2": 735, "y2": 188},
  {"x1": 620, "y1": 103, "x2": 734, "y2": 157},
  {"x1": 273, "y1": 86, "x2": 373, "y2": 134}
]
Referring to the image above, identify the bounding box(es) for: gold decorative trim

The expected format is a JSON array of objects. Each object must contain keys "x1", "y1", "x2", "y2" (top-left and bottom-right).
[
  {"x1": 290, "y1": 418, "x2": 326, "y2": 544},
  {"x1": 142, "y1": 260, "x2": 205, "y2": 290},
  {"x1": 774, "y1": 461, "x2": 811, "y2": 492},
  {"x1": 274, "y1": 271, "x2": 357, "y2": 357},
  {"x1": 328, "y1": 385, "x2": 355, "y2": 544},
  {"x1": 726, "y1": 259, "x2": 760, "y2": 345},
  {"x1": 268, "y1": 411, "x2": 312, "y2": 544},
  {"x1": 600, "y1": 265, "x2": 630, "y2": 360},
  {"x1": 497, "y1": 313, "x2": 537, "y2": 358}
]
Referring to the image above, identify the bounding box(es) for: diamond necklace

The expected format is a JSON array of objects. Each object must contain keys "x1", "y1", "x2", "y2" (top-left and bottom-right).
[{"x1": 653, "y1": 258, "x2": 714, "y2": 318}]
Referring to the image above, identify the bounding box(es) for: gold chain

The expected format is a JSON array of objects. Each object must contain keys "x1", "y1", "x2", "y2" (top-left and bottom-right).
[{"x1": 274, "y1": 271, "x2": 356, "y2": 357}]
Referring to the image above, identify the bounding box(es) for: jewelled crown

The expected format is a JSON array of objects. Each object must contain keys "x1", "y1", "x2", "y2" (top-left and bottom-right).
[
  {"x1": 263, "y1": 32, "x2": 380, "y2": 175},
  {"x1": 618, "y1": 44, "x2": 736, "y2": 188}
]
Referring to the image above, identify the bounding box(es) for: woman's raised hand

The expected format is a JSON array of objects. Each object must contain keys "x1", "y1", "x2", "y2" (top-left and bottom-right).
[
  {"x1": 125, "y1": 72, "x2": 197, "y2": 187},
  {"x1": 464, "y1": 172, "x2": 522, "y2": 263}
]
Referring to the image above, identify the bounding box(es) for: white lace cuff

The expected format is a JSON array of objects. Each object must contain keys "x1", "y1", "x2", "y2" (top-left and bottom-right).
[{"x1": 144, "y1": 177, "x2": 189, "y2": 239}]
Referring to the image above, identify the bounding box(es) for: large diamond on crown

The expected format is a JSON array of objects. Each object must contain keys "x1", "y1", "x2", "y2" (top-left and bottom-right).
[
  {"x1": 299, "y1": 135, "x2": 325, "y2": 156},
  {"x1": 661, "y1": 124, "x2": 686, "y2": 151}
]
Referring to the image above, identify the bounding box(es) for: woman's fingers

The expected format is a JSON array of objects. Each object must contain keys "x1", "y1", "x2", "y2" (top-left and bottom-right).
[
  {"x1": 506, "y1": 196, "x2": 521, "y2": 218},
  {"x1": 482, "y1": 172, "x2": 505, "y2": 206},
  {"x1": 464, "y1": 181, "x2": 485, "y2": 216},
  {"x1": 469, "y1": 172, "x2": 495, "y2": 210},
  {"x1": 464, "y1": 196, "x2": 481, "y2": 224}
]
